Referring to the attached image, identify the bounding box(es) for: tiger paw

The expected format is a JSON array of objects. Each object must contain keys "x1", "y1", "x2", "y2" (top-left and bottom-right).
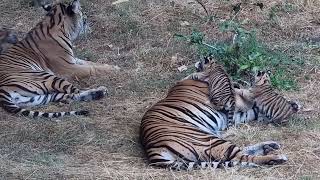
[
  {"x1": 91, "y1": 86, "x2": 108, "y2": 100},
  {"x1": 96, "y1": 86, "x2": 107, "y2": 93},
  {"x1": 101, "y1": 64, "x2": 120, "y2": 71},
  {"x1": 267, "y1": 154, "x2": 288, "y2": 165},
  {"x1": 261, "y1": 141, "x2": 281, "y2": 155},
  {"x1": 244, "y1": 141, "x2": 281, "y2": 156},
  {"x1": 94, "y1": 64, "x2": 120, "y2": 75}
]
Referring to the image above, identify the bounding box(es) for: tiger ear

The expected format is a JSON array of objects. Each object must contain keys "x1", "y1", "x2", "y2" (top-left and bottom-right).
[
  {"x1": 42, "y1": 4, "x2": 52, "y2": 11},
  {"x1": 257, "y1": 70, "x2": 262, "y2": 76},
  {"x1": 266, "y1": 70, "x2": 272, "y2": 76},
  {"x1": 203, "y1": 57, "x2": 209, "y2": 64},
  {"x1": 70, "y1": 0, "x2": 81, "y2": 14}
]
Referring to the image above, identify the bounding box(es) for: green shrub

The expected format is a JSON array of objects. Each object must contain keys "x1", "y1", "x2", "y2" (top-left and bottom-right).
[{"x1": 175, "y1": 20, "x2": 303, "y2": 90}]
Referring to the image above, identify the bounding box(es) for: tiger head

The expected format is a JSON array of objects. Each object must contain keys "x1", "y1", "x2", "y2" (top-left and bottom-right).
[
  {"x1": 195, "y1": 55, "x2": 218, "y2": 72},
  {"x1": 253, "y1": 70, "x2": 272, "y2": 86},
  {"x1": 42, "y1": 0, "x2": 89, "y2": 41},
  {"x1": 0, "y1": 28, "x2": 18, "y2": 53}
]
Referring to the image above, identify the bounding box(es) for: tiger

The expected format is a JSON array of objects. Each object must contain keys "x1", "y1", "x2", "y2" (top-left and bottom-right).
[
  {"x1": 0, "y1": 28, "x2": 18, "y2": 54},
  {"x1": 182, "y1": 55, "x2": 237, "y2": 126},
  {"x1": 140, "y1": 79, "x2": 288, "y2": 170},
  {"x1": 0, "y1": 0, "x2": 118, "y2": 118},
  {"x1": 251, "y1": 70, "x2": 300, "y2": 124}
]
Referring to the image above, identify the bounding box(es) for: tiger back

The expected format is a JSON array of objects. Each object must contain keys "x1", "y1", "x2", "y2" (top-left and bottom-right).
[
  {"x1": 140, "y1": 79, "x2": 288, "y2": 170},
  {"x1": 251, "y1": 71, "x2": 300, "y2": 124}
]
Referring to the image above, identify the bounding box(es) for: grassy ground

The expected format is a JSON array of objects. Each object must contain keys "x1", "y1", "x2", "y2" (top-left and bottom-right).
[{"x1": 0, "y1": 0, "x2": 320, "y2": 179}]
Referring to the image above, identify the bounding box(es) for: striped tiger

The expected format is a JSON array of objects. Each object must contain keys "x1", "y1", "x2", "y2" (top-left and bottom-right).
[
  {"x1": 183, "y1": 56, "x2": 237, "y2": 126},
  {"x1": 251, "y1": 70, "x2": 300, "y2": 124},
  {"x1": 140, "y1": 79, "x2": 287, "y2": 170},
  {"x1": 0, "y1": 0, "x2": 115, "y2": 118},
  {"x1": 0, "y1": 28, "x2": 18, "y2": 54}
]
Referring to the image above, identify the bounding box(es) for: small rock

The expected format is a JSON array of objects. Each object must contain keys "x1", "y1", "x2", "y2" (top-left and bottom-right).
[
  {"x1": 112, "y1": 0, "x2": 129, "y2": 5},
  {"x1": 180, "y1": 21, "x2": 190, "y2": 26}
]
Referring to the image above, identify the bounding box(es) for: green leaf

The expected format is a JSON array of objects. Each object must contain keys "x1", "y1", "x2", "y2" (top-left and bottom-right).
[{"x1": 240, "y1": 64, "x2": 250, "y2": 70}]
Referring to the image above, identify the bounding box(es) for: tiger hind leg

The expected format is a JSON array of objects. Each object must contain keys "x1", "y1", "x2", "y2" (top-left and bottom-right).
[
  {"x1": 146, "y1": 139, "x2": 286, "y2": 171},
  {"x1": 217, "y1": 141, "x2": 288, "y2": 167},
  {"x1": 60, "y1": 63, "x2": 120, "y2": 79},
  {"x1": 192, "y1": 138, "x2": 286, "y2": 168},
  {"x1": 37, "y1": 74, "x2": 107, "y2": 102},
  {"x1": 196, "y1": 139, "x2": 286, "y2": 168}
]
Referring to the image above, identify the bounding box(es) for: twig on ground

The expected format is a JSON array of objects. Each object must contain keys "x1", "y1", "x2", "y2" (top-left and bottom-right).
[{"x1": 194, "y1": 0, "x2": 209, "y2": 16}]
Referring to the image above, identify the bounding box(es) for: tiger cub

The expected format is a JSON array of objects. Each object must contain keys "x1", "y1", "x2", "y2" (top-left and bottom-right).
[
  {"x1": 183, "y1": 56, "x2": 237, "y2": 126},
  {"x1": 0, "y1": 28, "x2": 18, "y2": 54},
  {"x1": 251, "y1": 70, "x2": 300, "y2": 124}
]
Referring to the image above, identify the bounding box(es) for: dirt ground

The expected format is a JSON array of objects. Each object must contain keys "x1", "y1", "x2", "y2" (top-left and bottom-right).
[{"x1": 0, "y1": 0, "x2": 320, "y2": 179}]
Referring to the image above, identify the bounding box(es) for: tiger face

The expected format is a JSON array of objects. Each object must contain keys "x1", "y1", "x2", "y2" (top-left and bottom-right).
[
  {"x1": 195, "y1": 55, "x2": 218, "y2": 72},
  {"x1": 43, "y1": 0, "x2": 89, "y2": 41},
  {"x1": 253, "y1": 70, "x2": 272, "y2": 86}
]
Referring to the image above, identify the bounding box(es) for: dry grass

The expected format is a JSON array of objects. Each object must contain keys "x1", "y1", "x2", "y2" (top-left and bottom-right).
[{"x1": 0, "y1": 0, "x2": 320, "y2": 179}]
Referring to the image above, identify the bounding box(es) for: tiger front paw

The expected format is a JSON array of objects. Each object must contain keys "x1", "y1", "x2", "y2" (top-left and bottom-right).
[
  {"x1": 91, "y1": 86, "x2": 108, "y2": 100},
  {"x1": 267, "y1": 154, "x2": 288, "y2": 165},
  {"x1": 259, "y1": 141, "x2": 281, "y2": 155}
]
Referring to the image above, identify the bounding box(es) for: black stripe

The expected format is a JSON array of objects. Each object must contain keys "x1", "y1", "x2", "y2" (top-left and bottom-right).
[
  {"x1": 43, "y1": 113, "x2": 49, "y2": 117},
  {"x1": 50, "y1": 15, "x2": 55, "y2": 29},
  {"x1": 39, "y1": 23, "x2": 46, "y2": 37},
  {"x1": 225, "y1": 145, "x2": 239, "y2": 161},
  {"x1": 33, "y1": 111, "x2": 39, "y2": 117},
  {"x1": 60, "y1": 4, "x2": 66, "y2": 15},
  {"x1": 34, "y1": 29, "x2": 41, "y2": 40},
  {"x1": 21, "y1": 110, "x2": 30, "y2": 116},
  {"x1": 58, "y1": 13, "x2": 62, "y2": 25},
  {"x1": 58, "y1": 35, "x2": 72, "y2": 50},
  {"x1": 51, "y1": 77, "x2": 60, "y2": 91}
]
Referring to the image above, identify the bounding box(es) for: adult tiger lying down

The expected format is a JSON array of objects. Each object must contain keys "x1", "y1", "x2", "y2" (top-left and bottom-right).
[
  {"x1": 0, "y1": 0, "x2": 118, "y2": 118},
  {"x1": 140, "y1": 79, "x2": 287, "y2": 170}
]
